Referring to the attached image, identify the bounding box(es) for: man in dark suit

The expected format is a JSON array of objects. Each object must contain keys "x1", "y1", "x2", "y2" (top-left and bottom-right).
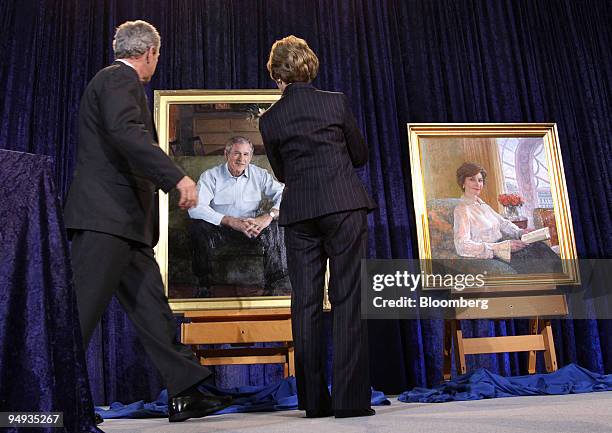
[
  {"x1": 64, "y1": 20, "x2": 231, "y2": 423},
  {"x1": 259, "y1": 36, "x2": 377, "y2": 418}
]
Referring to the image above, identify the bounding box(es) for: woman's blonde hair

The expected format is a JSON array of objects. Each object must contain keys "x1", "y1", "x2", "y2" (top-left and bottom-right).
[{"x1": 267, "y1": 35, "x2": 319, "y2": 84}]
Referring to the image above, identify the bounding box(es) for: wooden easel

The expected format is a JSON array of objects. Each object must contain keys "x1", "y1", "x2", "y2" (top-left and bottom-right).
[
  {"x1": 181, "y1": 308, "x2": 295, "y2": 377},
  {"x1": 442, "y1": 294, "x2": 567, "y2": 380}
]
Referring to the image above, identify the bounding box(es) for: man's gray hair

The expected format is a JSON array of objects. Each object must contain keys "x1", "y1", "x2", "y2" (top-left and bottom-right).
[
  {"x1": 224, "y1": 136, "x2": 254, "y2": 155},
  {"x1": 113, "y1": 20, "x2": 161, "y2": 59}
]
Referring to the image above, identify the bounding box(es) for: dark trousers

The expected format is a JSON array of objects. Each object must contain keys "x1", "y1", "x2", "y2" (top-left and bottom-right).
[
  {"x1": 508, "y1": 240, "x2": 564, "y2": 274},
  {"x1": 284, "y1": 209, "x2": 371, "y2": 411},
  {"x1": 70, "y1": 230, "x2": 210, "y2": 397},
  {"x1": 189, "y1": 220, "x2": 288, "y2": 294}
]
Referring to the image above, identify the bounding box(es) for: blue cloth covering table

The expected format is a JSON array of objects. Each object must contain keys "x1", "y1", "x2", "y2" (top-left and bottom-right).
[{"x1": 0, "y1": 150, "x2": 100, "y2": 433}]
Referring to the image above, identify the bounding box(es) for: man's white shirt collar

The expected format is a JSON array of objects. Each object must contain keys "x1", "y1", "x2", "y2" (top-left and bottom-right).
[
  {"x1": 116, "y1": 58, "x2": 137, "y2": 70},
  {"x1": 224, "y1": 163, "x2": 249, "y2": 179}
]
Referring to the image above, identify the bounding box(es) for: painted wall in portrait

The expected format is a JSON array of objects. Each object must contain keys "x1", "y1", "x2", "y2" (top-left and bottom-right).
[{"x1": 421, "y1": 137, "x2": 504, "y2": 211}]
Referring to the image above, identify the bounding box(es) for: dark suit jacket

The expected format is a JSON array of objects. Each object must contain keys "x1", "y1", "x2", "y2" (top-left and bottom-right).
[
  {"x1": 259, "y1": 82, "x2": 376, "y2": 226},
  {"x1": 64, "y1": 61, "x2": 184, "y2": 246}
]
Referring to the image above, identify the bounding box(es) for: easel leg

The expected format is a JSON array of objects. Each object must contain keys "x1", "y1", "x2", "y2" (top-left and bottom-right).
[
  {"x1": 443, "y1": 320, "x2": 452, "y2": 381},
  {"x1": 288, "y1": 344, "x2": 295, "y2": 377},
  {"x1": 283, "y1": 357, "x2": 289, "y2": 378},
  {"x1": 541, "y1": 320, "x2": 558, "y2": 372},
  {"x1": 528, "y1": 318, "x2": 539, "y2": 374},
  {"x1": 451, "y1": 320, "x2": 466, "y2": 375}
]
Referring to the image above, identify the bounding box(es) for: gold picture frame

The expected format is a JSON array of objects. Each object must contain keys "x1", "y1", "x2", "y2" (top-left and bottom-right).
[
  {"x1": 153, "y1": 90, "x2": 294, "y2": 312},
  {"x1": 407, "y1": 123, "x2": 579, "y2": 291}
]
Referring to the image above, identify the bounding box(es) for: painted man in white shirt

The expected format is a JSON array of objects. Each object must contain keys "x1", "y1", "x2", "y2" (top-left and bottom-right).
[{"x1": 188, "y1": 136, "x2": 287, "y2": 295}]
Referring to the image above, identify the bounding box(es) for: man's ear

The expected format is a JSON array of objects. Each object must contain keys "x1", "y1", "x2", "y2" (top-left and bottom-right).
[{"x1": 146, "y1": 46, "x2": 157, "y2": 62}]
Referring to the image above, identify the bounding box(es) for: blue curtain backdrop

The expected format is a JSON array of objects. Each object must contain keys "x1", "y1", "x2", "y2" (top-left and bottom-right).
[{"x1": 1, "y1": 0, "x2": 610, "y2": 404}]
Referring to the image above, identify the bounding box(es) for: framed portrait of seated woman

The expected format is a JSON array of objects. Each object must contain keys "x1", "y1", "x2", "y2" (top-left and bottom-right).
[
  {"x1": 407, "y1": 123, "x2": 579, "y2": 292},
  {"x1": 153, "y1": 90, "x2": 331, "y2": 312}
]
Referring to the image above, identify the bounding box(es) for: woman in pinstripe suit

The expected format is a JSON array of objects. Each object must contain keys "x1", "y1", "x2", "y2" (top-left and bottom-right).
[{"x1": 259, "y1": 35, "x2": 377, "y2": 419}]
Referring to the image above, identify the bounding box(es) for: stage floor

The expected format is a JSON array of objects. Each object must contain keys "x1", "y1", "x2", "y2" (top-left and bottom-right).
[{"x1": 98, "y1": 391, "x2": 612, "y2": 433}]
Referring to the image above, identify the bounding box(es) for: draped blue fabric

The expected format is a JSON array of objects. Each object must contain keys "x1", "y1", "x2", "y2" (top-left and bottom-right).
[
  {"x1": 1, "y1": 0, "x2": 610, "y2": 404},
  {"x1": 0, "y1": 150, "x2": 100, "y2": 433},
  {"x1": 95, "y1": 377, "x2": 390, "y2": 419},
  {"x1": 399, "y1": 363, "x2": 612, "y2": 403}
]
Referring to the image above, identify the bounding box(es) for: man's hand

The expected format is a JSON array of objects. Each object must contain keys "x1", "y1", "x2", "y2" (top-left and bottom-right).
[
  {"x1": 244, "y1": 214, "x2": 273, "y2": 238},
  {"x1": 176, "y1": 176, "x2": 198, "y2": 210},
  {"x1": 221, "y1": 216, "x2": 255, "y2": 238}
]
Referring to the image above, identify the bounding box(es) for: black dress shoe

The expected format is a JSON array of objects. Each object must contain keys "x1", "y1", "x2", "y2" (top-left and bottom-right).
[
  {"x1": 94, "y1": 413, "x2": 104, "y2": 425},
  {"x1": 168, "y1": 390, "x2": 233, "y2": 422},
  {"x1": 305, "y1": 408, "x2": 334, "y2": 418},
  {"x1": 335, "y1": 408, "x2": 376, "y2": 418}
]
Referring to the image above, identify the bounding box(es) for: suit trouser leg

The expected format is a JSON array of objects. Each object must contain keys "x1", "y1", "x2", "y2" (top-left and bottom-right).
[
  {"x1": 189, "y1": 220, "x2": 226, "y2": 291},
  {"x1": 285, "y1": 221, "x2": 332, "y2": 411},
  {"x1": 71, "y1": 230, "x2": 210, "y2": 397},
  {"x1": 114, "y1": 245, "x2": 210, "y2": 396},
  {"x1": 323, "y1": 209, "x2": 371, "y2": 410},
  {"x1": 71, "y1": 230, "x2": 132, "y2": 346},
  {"x1": 258, "y1": 221, "x2": 288, "y2": 293}
]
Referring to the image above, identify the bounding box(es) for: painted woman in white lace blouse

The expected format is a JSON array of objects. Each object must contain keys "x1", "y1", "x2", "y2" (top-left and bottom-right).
[
  {"x1": 454, "y1": 195, "x2": 523, "y2": 260},
  {"x1": 453, "y1": 162, "x2": 527, "y2": 261}
]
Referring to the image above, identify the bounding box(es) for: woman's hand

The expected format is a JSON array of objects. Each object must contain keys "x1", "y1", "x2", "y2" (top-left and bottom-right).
[{"x1": 510, "y1": 240, "x2": 528, "y2": 252}]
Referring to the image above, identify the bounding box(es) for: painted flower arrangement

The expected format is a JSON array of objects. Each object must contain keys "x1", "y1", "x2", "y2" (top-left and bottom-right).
[
  {"x1": 498, "y1": 193, "x2": 524, "y2": 220},
  {"x1": 498, "y1": 193, "x2": 524, "y2": 207}
]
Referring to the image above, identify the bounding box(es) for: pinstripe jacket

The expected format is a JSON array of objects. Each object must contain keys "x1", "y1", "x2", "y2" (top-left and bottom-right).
[{"x1": 259, "y1": 82, "x2": 376, "y2": 226}]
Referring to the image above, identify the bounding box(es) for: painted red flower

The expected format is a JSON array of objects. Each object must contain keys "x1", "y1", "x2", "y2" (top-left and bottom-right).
[{"x1": 498, "y1": 193, "x2": 524, "y2": 207}]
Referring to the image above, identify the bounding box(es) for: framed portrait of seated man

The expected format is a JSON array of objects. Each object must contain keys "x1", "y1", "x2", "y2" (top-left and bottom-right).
[
  {"x1": 154, "y1": 90, "x2": 295, "y2": 311},
  {"x1": 407, "y1": 123, "x2": 580, "y2": 292}
]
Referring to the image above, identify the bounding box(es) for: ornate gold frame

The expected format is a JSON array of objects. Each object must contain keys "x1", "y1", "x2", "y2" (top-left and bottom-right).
[
  {"x1": 153, "y1": 90, "x2": 289, "y2": 312},
  {"x1": 407, "y1": 123, "x2": 579, "y2": 290}
]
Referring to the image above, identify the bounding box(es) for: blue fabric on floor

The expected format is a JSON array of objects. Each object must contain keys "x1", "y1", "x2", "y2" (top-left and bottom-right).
[
  {"x1": 96, "y1": 377, "x2": 390, "y2": 419},
  {"x1": 399, "y1": 364, "x2": 612, "y2": 403}
]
